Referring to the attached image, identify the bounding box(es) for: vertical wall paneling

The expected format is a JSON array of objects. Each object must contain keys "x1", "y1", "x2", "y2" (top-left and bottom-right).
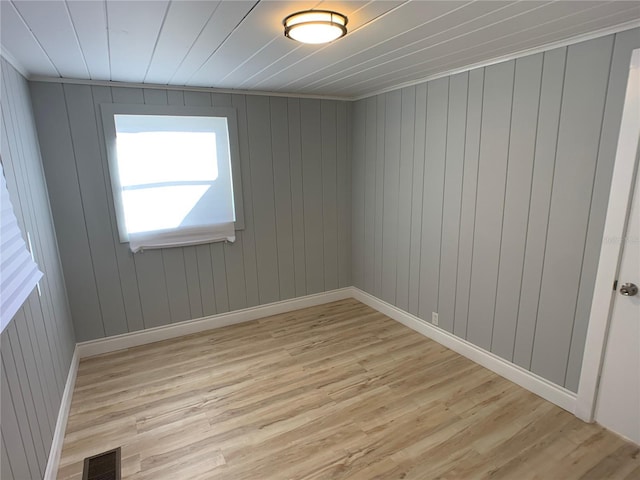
[
  {"x1": 453, "y1": 69, "x2": 484, "y2": 339},
  {"x1": 63, "y1": 83, "x2": 129, "y2": 336},
  {"x1": 408, "y1": 84, "x2": 427, "y2": 316},
  {"x1": 2, "y1": 435, "x2": 13, "y2": 480},
  {"x1": 351, "y1": 99, "x2": 366, "y2": 289},
  {"x1": 373, "y1": 94, "x2": 386, "y2": 298},
  {"x1": 214, "y1": 93, "x2": 246, "y2": 313},
  {"x1": 195, "y1": 221, "x2": 216, "y2": 314},
  {"x1": 417, "y1": 78, "x2": 448, "y2": 321},
  {"x1": 29, "y1": 81, "x2": 104, "y2": 341},
  {"x1": 6, "y1": 320, "x2": 48, "y2": 468},
  {"x1": 300, "y1": 99, "x2": 325, "y2": 294},
  {"x1": 233, "y1": 94, "x2": 260, "y2": 307},
  {"x1": 247, "y1": 95, "x2": 280, "y2": 304},
  {"x1": 1, "y1": 58, "x2": 75, "y2": 480},
  {"x1": 1, "y1": 356, "x2": 33, "y2": 479},
  {"x1": 396, "y1": 87, "x2": 416, "y2": 312},
  {"x1": 512, "y1": 48, "x2": 567, "y2": 369},
  {"x1": 362, "y1": 97, "x2": 376, "y2": 293},
  {"x1": 270, "y1": 97, "x2": 296, "y2": 301},
  {"x1": 438, "y1": 73, "x2": 468, "y2": 334},
  {"x1": 217, "y1": 239, "x2": 240, "y2": 314},
  {"x1": 31, "y1": 82, "x2": 350, "y2": 342},
  {"x1": 90, "y1": 85, "x2": 145, "y2": 333},
  {"x1": 2, "y1": 328, "x2": 40, "y2": 478},
  {"x1": 11, "y1": 308, "x2": 53, "y2": 451},
  {"x1": 162, "y1": 249, "x2": 192, "y2": 323},
  {"x1": 2, "y1": 81, "x2": 65, "y2": 399},
  {"x1": 466, "y1": 61, "x2": 515, "y2": 351},
  {"x1": 5, "y1": 67, "x2": 70, "y2": 383},
  {"x1": 321, "y1": 100, "x2": 339, "y2": 291},
  {"x1": 531, "y1": 36, "x2": 614, "y2": 386},
  {"x1": 288, "y1": 98, "x2": 308, "y2": 297},
  {"x1": 491, "y1": 54, "x2": 543, "y2": 359},
  {"x1": 351, "y1": 29, "x2": 638, "y2": 391},
  {"x1": 182, "y1": 246, "x2": 204, "y2": 318},
  {"x1": 381, "y1": 90, "x2": 401, "y2": 304},
  {"x1": 337, "y1": 101, "x2": 352, "y2": 288}
]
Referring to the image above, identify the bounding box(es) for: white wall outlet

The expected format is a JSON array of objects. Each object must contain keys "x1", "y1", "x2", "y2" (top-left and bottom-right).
[{"x1": 432, "y1": 312, "x2": 439, "y2": 326}]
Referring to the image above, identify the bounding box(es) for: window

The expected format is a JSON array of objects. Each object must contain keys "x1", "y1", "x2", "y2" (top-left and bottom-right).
[
  {"x1": 101, "y1": 104, "x2": 243, "y2": 252},
  {"x1": 0, "y1": 162, "x2": 43, "y2": 331}
]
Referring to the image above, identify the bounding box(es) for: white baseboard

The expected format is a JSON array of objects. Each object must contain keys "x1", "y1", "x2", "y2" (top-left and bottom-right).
[
  {"x1": 77, "y1": 288, "x2": 354, "y2": 358},
  {"x1": 75, "y1": 285, "x2": 577, "y2": 411},
  {"x1": 351, "y1": 288, "x2": 577, "y2": 414},
  {"x1": 44, "y1": 346, "x2": 79, "y2": 480}
]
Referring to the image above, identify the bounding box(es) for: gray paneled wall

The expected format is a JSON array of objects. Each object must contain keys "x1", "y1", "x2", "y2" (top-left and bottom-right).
[
  {"x1": 351, "y1": 28, "x2": 640, "y2": 392},
  {"x1": 0, "y1": 58, "x2": 76, "y2": 480},
  {"x1": 29, "y1": 84, "x2": 352, "y2": 342}
]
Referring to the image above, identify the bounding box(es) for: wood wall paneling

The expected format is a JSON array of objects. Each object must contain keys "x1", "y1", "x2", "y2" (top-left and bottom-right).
[
  {"x1": 351, "y1": 30, "x2": 640, "y2": 391},
  {"x1": 1, "y1": 58, "x2": 76, "y2": 480},
  {"x1": 381, "y1": 90, "x2": 401, "y2": 305},
  {"x1": 407, "y1": 84, "x2": 428, "y2": 317},
  {"x1": 438, "y1": 73, "x2": 468, "y2": 334},
  {"x1": 417, "y1": 78, "x2": 448, "y2": 322},
  {"x1": 490, "y1": 54, "x2": 543, "y2": 360},
  {"x1": 512, "y1": 47, "x2": 567, "y2": 370},
  {"x1": 31, "y1": 82, "x2": 351, "y2": 343},
  {"x1": 466, "y1": 60, "x2": 514, "y2": 351},
  {"x1": 396, "y1": 86, "x2": 416, "y2": 313},
  {"x1": 453, "y1": 68, "x2": 484, "y2": 339},
  {"x1": 531, "y1": 36, "x2": 614, "y2": 386},
  {"x1": 362, "y1": 96, "x2": 376, "y2": 294}
]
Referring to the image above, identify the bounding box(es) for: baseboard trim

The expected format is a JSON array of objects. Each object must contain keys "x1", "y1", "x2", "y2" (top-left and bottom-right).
[
  {"x1": 77, "y1": 288, "x2": 354, "y2": 358},
  {"x1": 44, "y1": 346, "x2": 79, "y2": 480},
  {"x1": 351, "y1": 288, "x2": 577, "y2": 414}
]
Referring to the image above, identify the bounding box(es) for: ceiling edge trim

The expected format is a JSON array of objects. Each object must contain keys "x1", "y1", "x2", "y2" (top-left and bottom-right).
[
  {"x1": 26, "y1": 76, "x2": 353, "y2": 102},
  {"x1": 1, "y1": 49, "x2": 30, "y2": 79},
  {"x1": 352, "y1": 19, "x2": 640, "y2": 101}
]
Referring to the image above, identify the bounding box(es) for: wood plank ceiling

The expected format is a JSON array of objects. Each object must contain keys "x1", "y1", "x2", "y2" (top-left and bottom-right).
[{"x1": 1, "y1": 1, "x2": 639, "y2": 99}]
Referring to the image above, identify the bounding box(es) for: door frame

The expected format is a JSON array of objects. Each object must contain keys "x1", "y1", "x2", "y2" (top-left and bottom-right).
[{"x1": 576, "y1": 48, "x2": 640, "y2": 422}]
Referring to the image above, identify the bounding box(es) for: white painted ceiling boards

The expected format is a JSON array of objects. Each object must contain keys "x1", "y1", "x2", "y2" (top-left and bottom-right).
[{"x1": 2, "y1": 1, "x2": 639, "y2": 99}]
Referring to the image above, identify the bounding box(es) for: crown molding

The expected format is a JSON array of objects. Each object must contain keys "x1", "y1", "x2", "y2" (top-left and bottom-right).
[
  {"x1": 27, "y1": 75, "x2": 352, "y2": 102},
  {"x1": 1, "y1": 47, "x2": 30, "y2": 79}
]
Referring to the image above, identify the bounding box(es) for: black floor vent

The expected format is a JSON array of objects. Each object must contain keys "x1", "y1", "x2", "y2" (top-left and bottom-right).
[{"x1": 82, "y1": 447, "x2": 121, "y2": 480}]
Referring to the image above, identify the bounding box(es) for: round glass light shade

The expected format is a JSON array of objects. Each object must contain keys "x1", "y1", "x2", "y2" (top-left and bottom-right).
[{"x1": 283, "y1": 10, "x2": 348, "y2": 44}]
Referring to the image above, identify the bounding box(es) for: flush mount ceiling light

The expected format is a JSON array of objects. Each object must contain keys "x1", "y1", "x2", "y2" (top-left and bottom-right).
[{"x1": 283, "y1": 10, "x2": 348, "y2": 44}]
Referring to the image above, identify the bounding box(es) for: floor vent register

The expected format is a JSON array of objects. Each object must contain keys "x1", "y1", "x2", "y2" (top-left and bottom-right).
[{"x1": 82, "y1": 447, "x2": 121, "y2": 480}]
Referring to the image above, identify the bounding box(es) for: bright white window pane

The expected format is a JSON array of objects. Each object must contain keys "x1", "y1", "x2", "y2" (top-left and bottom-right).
[
  {"x1": 115, "y1": 131, "x2": 218, "y2": 187},
  {"x1": 109, "y1": 112, "x2": 236, "y2": 251},
  {"x1": 121, "y1": 185, "x2": 210, "y2": 234}
]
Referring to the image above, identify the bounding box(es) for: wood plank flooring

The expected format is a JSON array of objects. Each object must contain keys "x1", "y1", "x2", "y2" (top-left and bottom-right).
[{"x1": 57, "y1": 299, "x2": 639, "y2": 479}]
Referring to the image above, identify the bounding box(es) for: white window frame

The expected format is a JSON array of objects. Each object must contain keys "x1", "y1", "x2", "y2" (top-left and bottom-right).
[{"x1": 100, "y1": 103, "x2": 244, "y2": 251}]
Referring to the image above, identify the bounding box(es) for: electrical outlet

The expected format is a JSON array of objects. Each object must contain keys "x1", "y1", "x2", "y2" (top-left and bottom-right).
[{"x1": 432, "y1": 312, "x2": 439, "y2": 326}]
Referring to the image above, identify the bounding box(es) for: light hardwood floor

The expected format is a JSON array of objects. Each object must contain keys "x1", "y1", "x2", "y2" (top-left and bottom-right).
[{"x1": 57, "y1": 299, "x2": 639, "y2": 479}]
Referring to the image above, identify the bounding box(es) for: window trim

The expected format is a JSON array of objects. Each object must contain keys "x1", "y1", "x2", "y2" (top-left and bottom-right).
[{"x1": 100, "y1": 103, "x2": 244, "y2": 246}]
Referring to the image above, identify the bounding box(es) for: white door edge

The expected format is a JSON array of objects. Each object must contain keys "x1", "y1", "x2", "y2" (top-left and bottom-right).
[{"x1": 575, "y1": 48, "x2": 640, "y2": 422}]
